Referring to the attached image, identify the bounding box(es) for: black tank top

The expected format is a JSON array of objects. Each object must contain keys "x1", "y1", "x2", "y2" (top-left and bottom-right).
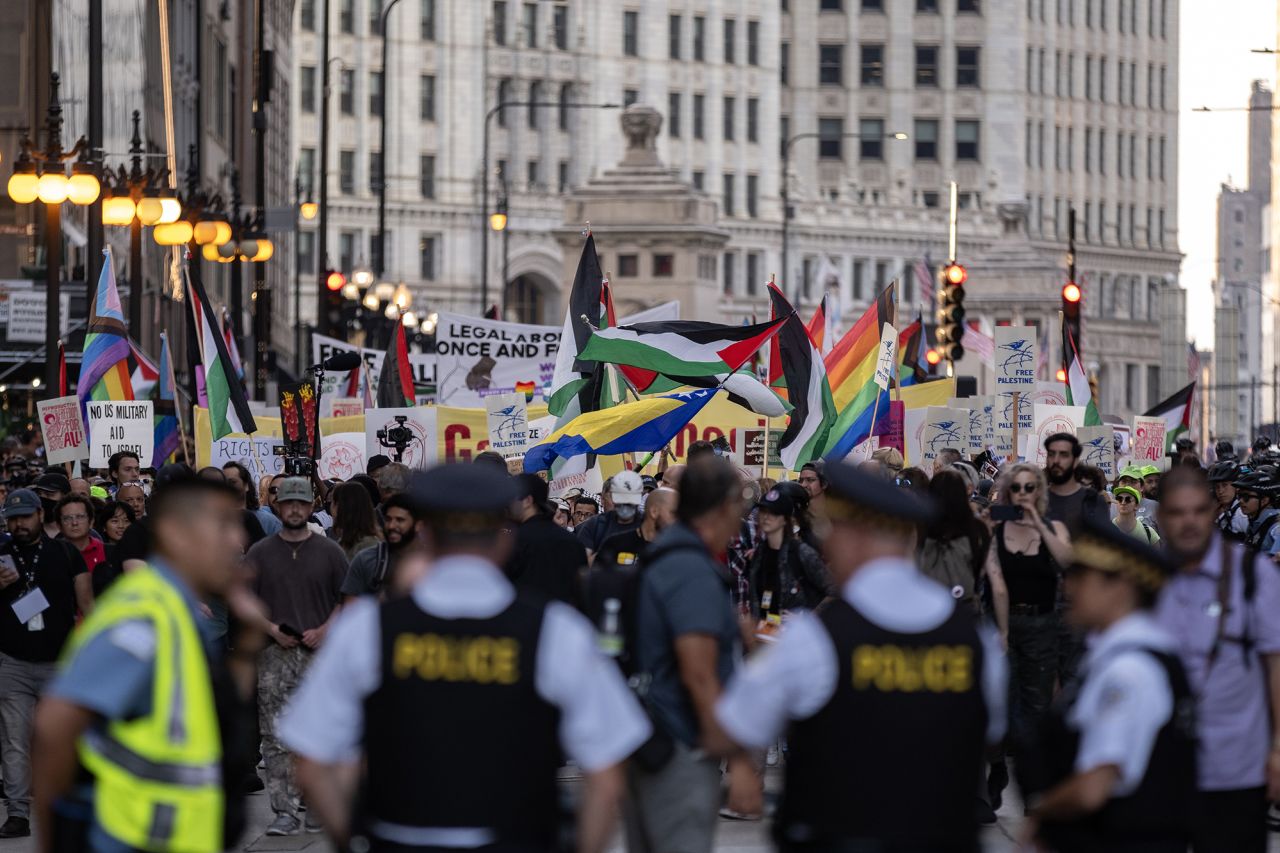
[{"x1": 996, "y1": 522, "x2": 1058, "y2": 609}]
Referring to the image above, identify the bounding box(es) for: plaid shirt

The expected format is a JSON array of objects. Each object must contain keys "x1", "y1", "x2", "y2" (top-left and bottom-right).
[{"x1": 726, "y1": 509, "x2": 760, "y2": 615}]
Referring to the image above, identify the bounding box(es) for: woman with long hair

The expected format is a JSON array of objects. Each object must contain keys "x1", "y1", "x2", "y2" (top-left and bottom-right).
[
  {"x1": 746, "y1": 487, "x2": 831, "y2": 619},
  {"x1": 330, "y1": 481, "x2": 383, "y2": 560},
  {"x1": 918, "y1": 469, "x2": 1000, "y2": 618}
]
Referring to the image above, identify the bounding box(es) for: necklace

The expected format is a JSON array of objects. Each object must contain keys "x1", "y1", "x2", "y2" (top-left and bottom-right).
[{"x1": 283, "y1": 534, "x2": 310, "y2": 560}]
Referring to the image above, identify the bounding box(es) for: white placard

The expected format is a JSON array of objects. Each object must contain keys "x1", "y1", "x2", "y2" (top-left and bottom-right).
[
  {"x1": 209, "y1": 435, "x2": 285, "y2": 483},
  {"x1": 873, "y1": 322, "x2": 898, "y2": 391},
  {"x1": 1032, "y1": 404, "x2": 1087, "y2": 467},
  {"x1": 434, "y1": 313, "x2": 560, "y2": 408},
  {"x1": 485, "y1": 393, "x2": 531, "y2": 459},
  {"x1": 6, "y1": 292, "x2": 70, "y2": 343},
  {"x1": 311, "y1": 334, "x2": 434, "y2": 401},
  {"x1": 994, "y1": 326, "x2": 1037, "y2": 388},
  {"x1": 326, "y1": 397, "x2": 365, "y2": 418},
  {"x1": 1027, "y1": 381, "x2": 1068, "y2": 408},
  {"x1": 86, "y1": 401, "x2": 154, "y2": 469},
  {"x1": 365, "y1": 407, "x2": 438, "y2": 469},
  {"x1": 920, "y1": 406, "x2": 969, "y2": 474},
  {"x1": 318, "y1": 432, "x2": 367, "y2": 480},
  {"x1": 37, "y1": 395, "x2": 87, "y2": 464},
  {"x1": 1077, "y1": 425, "x2": 1116, "y2": 479}
]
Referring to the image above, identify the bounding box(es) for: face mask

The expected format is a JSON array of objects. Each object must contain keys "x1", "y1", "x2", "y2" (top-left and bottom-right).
[{"x1": 615, "y1": 503, "x2": 638, "y2": 523}]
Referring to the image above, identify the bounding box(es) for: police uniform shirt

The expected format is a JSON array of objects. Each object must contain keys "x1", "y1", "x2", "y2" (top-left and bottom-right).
[
  {"x1": 1067, "y1": 611, "x2": 1176, "y2": 797},
  {"x1": 715, "y1": 556, "x2": 1007, "y2": 749},
  {"x1": 279, "y1": 553, "x2": 651, "y2": 769}
]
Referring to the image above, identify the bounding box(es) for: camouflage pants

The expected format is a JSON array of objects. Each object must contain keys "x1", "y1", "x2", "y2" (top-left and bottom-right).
[{"x1": 258, "y1": 644, "x2": 312, "y2": 817}]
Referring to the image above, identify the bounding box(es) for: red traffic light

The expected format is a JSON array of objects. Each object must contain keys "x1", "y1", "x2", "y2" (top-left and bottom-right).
[
  {"x1": 1055, "y1": 368, "x2": 1068, "y2": 382},
  {"x1": 326, "y1": 271, "x2": 347, "y2": 292},
  {"x1": 1062, "y1": 282, "x2": 1082, "y2": 303},
  {"x1": 925, "y1": 348, "x2": 942, "y2": 366},
  {"x1": 942, "y1": 263, "x2": 968, "y2": 287}
]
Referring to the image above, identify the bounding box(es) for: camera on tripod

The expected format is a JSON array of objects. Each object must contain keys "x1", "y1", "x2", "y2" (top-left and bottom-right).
[
  {"x1": 272, "y1": 446, "x2": 316, "y2": 478},
  {"x1": 377, "y1": 415, "x2": 413, "y2": 462}
]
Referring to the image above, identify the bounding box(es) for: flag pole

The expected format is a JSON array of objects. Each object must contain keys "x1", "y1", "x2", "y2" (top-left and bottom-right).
[{"x1": 163, "y1": 330, "x2": 192, "y2": 466}]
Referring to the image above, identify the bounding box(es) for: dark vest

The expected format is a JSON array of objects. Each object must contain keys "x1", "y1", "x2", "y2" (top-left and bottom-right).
[
  {"x1": 361, "y1": 593, "x2": 561, "y2": 846},
  {"x1": 777, "y1": 597, "x2": 987, "y2": 851},
  {"x1": 1246, "y1": 513, "x2": 1279, "y2": 553},
  {"x1": 1026, "y1": 645, "x2": 1196, "y2": 853}
]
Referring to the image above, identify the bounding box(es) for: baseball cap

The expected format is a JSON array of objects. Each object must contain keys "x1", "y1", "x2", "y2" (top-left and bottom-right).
[
  {"x1": 1118, "y1": 465, "x2": 1144, "y2": 482},
  {"x1": 275, "y1": 477, "x2": 315, "y2": 504},
  {"x1": 1139, "y1": 464, "x2": 1161, "y2": 478},
  {"x1": 3, "y1": 489, "x2": 41, "y2": 518},
  {"x1": 1113, "y1": 486, "x2": 1143, "y2": 503},
  {"x1": 33, "y1": 472, "x2": 70, "y2": 494},
  {"x1": 610, "y1": 470, "x2": 644, "y2": 506},
  {"x1": 757, "y1": 487, "x2": 794, "y2": 516}
]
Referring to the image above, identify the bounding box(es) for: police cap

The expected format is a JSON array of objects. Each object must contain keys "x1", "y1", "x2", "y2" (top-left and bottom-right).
[
  {"x1": 1207, "y1": 461, "x2": 1239, "y2": 483},
  {"x1": 1234, "y1": 469, "x2": 1279, "y2": 496},
  {"x1": 410, "y1": 462, "x2": 518, "y2": 532},
  {"x1": 1070, "y1": 513, "x2": 1173, "y2": 593},
  {"x1": 824, "y1": 461, "x2": 937, "y2": 532}
]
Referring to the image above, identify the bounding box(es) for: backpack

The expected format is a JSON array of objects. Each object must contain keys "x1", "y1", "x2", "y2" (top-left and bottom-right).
[
  {"x1": 917, "y1": 536, "x2": 979, "y2": 612},
  {"x1": 368, "y1": 543, "x2": 392, "y2": 595},
  {"x1": 581, "y1": 546, "x2": 646, "y2": 676}
]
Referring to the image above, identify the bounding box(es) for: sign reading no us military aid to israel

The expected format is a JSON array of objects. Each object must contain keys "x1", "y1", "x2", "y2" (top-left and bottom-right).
[{"x1": 86, "y1": 401, "x2": 154, "y2": 469}]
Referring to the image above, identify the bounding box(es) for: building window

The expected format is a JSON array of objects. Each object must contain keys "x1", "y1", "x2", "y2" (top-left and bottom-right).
[
  {"x1": 859, "y1": 118, "x2": 885, "y2": 160},
  {"x1": 300, "y1": 66, "x2": 316, "y2": 114},
  {"x1": 780, "y1": 42, "x2": 790, "y2": 85},
  {"x1": 747, "y1": 254, "x2": 760, "y2": 295},
  {"x1": 418, "y1": 155, "x2": 435, "y2": 198},
  {"x1": 558, "y1": 83, "x2": 572, "y2": 130},
  {"x1": 956, "y1": 46, "x2": 980, "y2": 86},
  {"x1": 369, "y1": 71, "x2": 383, "y2": 116},
  {"x1": 493, "y1": 1, "x2": 506, "y2": 45},
  {"x1": 824, "y1": 0, "x2": 844, "y2": 8},
  {"x1": 339, "y1": 150, "x2": 355, "y2": 194},
  {"x1": 860, "y1": 0, "x2": 880, "y2": 9},
  {"x1": 298, "y1": 231, "x2": 315, "y2": 273},
  {"x1": 746, "y1": 174, "x2": 758, "y2": 217},
  {"x1": 693, "y1": 94, "x2": 705, "y2": 139},
  {"x1": 370, "y1": 0, "x2": 382, "y2": 35},
  {"x1": 528, "y1": 81, "x2": 542, "y2": 128},
  {"x1": 915, "y1": 45, "x2": 938, "y2": 86},
  {"x1": 691, "y1": 171, "x2": 704, "y2": 190},
  {"x1": 618, "y1": 254, "x2": 639, "y2": 277},
  {"x1": 819, "y1": 117, "x2": 844, "y2": 159},
  {"x1": 724, "y1": 18, "x2": 736, "y2": 64},
  {"x1": 558, "y1": 161, "x2": 569, "y2": 193},
  {"x1": 918, "y1": 0, "x2": 938, "y2": 11},
  {"x1": 340, "y1": 0, "x2": 354, "y2": 32},
  {"x1": 668, "y1": 92, "x2": 682, "y2": 137},
  {"x1": 654, "y1": 254, "x2": 674, "y2": 277},
  {"x1": 369, "y1": 152, "x2": 382, "y2": 194},
  {"x1": 416, "y1": 75, "x2": 436, "y2": 122},
  {"x1": 955, "y1": 120, "x2": 980, "y2": 160},
  {"x1": 722, "y1": 96, "x2": 735, "y2": 140},
  {"x1": 419, "y1": 234, "x2": 437, "y2": 281},
  {"x1": 747, "y1": 20, "x2": 760, "y2": 65},
  {"x1": 722, "y1": 173, "x2": 735, "y2": 216},
  {"x1": 820, "y1": 44, "x2": 844, "y2": 85},
  {"x1": 1084, "y1": 127, "x2": 1092, "y2": 172},
  {"x1": 496, "y1": 79, "x2": 510, "y2": 126},
  {"x1": 780, "y1": 115, "x2": 790, "y2": 157},
  {"x1": 623, "y1": 10, "x2": 639, "y2": 56},
  {"x1": 340, "y1": 69, "x2": 355, "y2": 115},
  {"x1": 301, "y1": 0, "x2": 315, "y2": 30},
  {"x1": 527, "y1": 159, "x2": 539, "y2": 190},
  {"x1": 747, "y1": 98, "x2": 759, "y2": 142},
  {"x1": 723, "y1": 252, "x2": 736, "y2": 294},
  {"x1": 553, "y1": 5, "x2": 568, "y2": 49},
  {"x1": 339, "y1": 231, "x2": 356, "y2": 272},
  {"x1": 299, "y1": 148, "x2": 316, "y2": 194},
  {"x1": 693, "y1": 16, "x2": 705, "y2": 60},
  {"x1": 860, "y1": 44, "x2": 884, "y2": 86},
  {"x1": 624, "y1": 89, "x2": 639, "y2": 107},
  {"x1": 957, "y1": 0, "x2": 980, "y2": 11},
  {"x1": 420, "y1": 0, "x2": 435, "y2": 39},
  {"x1": 1125, "y1": 364, "x2": 1138, "y2": 409},
  {"x1": 914, "y1": 119, "x2": 938, "y2": 160},
  {"x1": 669, "y1": 14, "x2": 681, "y2": 59}
]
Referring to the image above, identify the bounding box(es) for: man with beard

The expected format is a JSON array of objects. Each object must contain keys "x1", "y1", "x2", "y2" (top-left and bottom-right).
[
  {"x1": 506, "y1": 474, "x2": 587, "y2": 606},
  {"x1": 32, "y1": 473, "x2": 69, "y2": 540},
  {"x1": 246, "y1": 477, "x2": 347, "y2": 836},
  {"x1": 1155, "y1": 466, "x2": 1280, "y2": 851},
  {"x1": 341, "y1": 493, "x2": 423, "y2": 600},
  {"x1": 576, "y1": 471, "x2": 645, "y2": 564},
  {"x1": 1044, "y1": 433, "x2": 1106, "y2": 531}
]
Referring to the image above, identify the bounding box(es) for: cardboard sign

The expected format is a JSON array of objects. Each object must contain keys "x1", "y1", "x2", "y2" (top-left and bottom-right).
[
  {"x1": 208, "y1": 435, "x2": 285, "y2": 483},
  {"x1": 880, "y1": 400, "x2": 905, "y2": 454},
  {"x1": 326, "y1": 397, "x2": 365, "y2": 418},
  {"x1": 318, "y1": 432, "x2": 366, "y2": 480},
  {"x1": 434, "y1": 313, "x2": 560, "y2": 408},
  {"x1": 873, "y1": 322, "x2": 898, "y2": 391},
  {"x1": 1132, "y1": 416, "x2": 1167, "y2": 466},
  {"x1": 278, "y1": 381, "x2": 320, "y2": 459},
  {"x1": 311, "y1": 333, "x2": 435, "y2": 401},
  {"x1": 920, "y1": 407, "x2": 969, "y2": 473},
  {"x1": 949, "y1": 396, "x2": 988, "y2": 455},
  {"x1": 994, "y1": 389, "x2": 1033, "y2": 454},
  {"x1": 7, "y1": 291, "x2": 69, "y2": 343},
  {"x1": 735, "y1": 428, "x2": 785, "y2": 469},
  {"x1": 485, "y1": 393, "x2": 531, "y2": 459},
  {"x1": 365, "y1": 407, "x2": 438, "y2": 469},
  {"x1": 38, "y1": 396, "x2": 87, "y2": 464},
  {"x1": 1032, "y1": 405, "x2": 1086, "y2": 467},
  {"x1": 1027, "y1": 382, "x2": 1068, "y2": 408},
  {"x1": 994, "y1": 327, "x2": 1037, "y2": 388},
  {"x1": 86, "y1": 401, "x2": 154, "y2": 469},
  {"x1": 1113, "y1": 424, "x2": 1133, "y2": 469},
  {"x1": 1077, "y1": 425, "x2": 1116, "y2": 479}
]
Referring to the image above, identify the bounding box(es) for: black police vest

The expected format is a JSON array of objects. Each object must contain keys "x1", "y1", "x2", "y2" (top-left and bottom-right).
[
  {"x1": 1246, "y1": 513, "x2": 1279, "y2": 553},
  {"x1": 1027, "y1": 646, "x2": 1196, "y2": 852},
  {"x1": 361, "y1": 593, "x2": 561, "y2": 845},
  {"x1": 777, "y1": 597, "x2": 987, "y2": 850}
]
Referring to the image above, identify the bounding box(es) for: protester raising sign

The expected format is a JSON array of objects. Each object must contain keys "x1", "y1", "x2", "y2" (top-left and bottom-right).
[
  {"x1": 433, "y1": 313, "x2": 560, "y2": 408},
  {"x1": 86, "y1": 401, "x2": 154, "y2": 468},
  {"x1": 37, "y1": 396, "x2": 87, "y2": 465}
]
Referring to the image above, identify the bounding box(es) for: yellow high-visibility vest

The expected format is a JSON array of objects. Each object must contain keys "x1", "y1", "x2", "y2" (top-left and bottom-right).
[{"x1": 63, "y1": 564, "x2": 223, "y2": 853}]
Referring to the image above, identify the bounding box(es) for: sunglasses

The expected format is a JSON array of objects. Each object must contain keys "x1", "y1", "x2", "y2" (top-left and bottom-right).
[
  {"x1": 1115, "y1": 495, "x2": 1136, "y2": 505},
  {"x1": 1239, "y1": 492, "x2": 1260, "y2": 501},
  {"x1": 1007, "y1": 483, "x2": 1037, "y2": 494},
  {"x1": 269, "y1": 487, "x2": 278, "y2": 495}
]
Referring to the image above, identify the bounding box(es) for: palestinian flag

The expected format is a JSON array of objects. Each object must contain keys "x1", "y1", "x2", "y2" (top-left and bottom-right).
[
  {"x1": 1143, "y1": 382, "x2": 1195, "y2": 451},
  {"x1": 768, "y1": 283, "x2": 836, "y2": 469},
  {"x1": 376, "y1": 321, "x2": 415, "y2": 408},
  {"x1": 579, "y1": 316, "x2": 787, "y2": 378},
  {"x1": 188, "y1": 269, "x2": 256, "y2": 439},
  {"x1": 548, "y1": 235, "x2": 606, "y2": 418},
  {"x1": 1063, "y1": 324, "x2": 1101, "y2": 425}
]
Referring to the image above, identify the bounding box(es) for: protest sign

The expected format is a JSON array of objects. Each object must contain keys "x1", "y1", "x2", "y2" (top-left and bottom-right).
[
  {"x1": 994, "y1": 390, "x2": 1033, "y2": 455},
  {"x1": 949, "y1": 396, "x2": 988, "y2": 455},
  {"x1": 1132, "y1": 416, "x2": 1167, "y2": 466},
  {"x1": 994, "y1": 327, "x2": 1037, "y2": 389},
  {"x1": 38, "y1": 396, "x2": 87, "y2": 464},
  {"x1": 365, "y1": 407, "x2": 438, "y2": 469},
  {"x1": 434, "y1": 313, "x2": 559, "y2": 408},
  {"x1": 880, "y1": 400, "x2": 905, "y2": 454},
  {"x1": 1027, "y1": 382, "x2": 1068, "y2": 408},
  {"x1": 1113, "y1": 424, "x2": 1133, "y2": 469},
  {"x1": 485, "y1": 393, "x2": 531, "y2": 459},
  {"x1": 318, "y1": 432, "x2": 366, "y2": 480},
  {"x1": 209, "y1": 435, "x2": 285, "y2": 482},
  {"x1": 311, "y1": 334, "x2": 434, "y2": 401},
  {"x1": 733, "y1": 428, "x2": 785, "y2": 472},
  {"x1": 873, "y1": 322, "x2": 897, "y2": 391},
  {"x1": 7, "y1": 291, "x2": 69, "y2": 343},
  {"x1": 278, "y1": 381, "x2": 319, "y2": 459},
  {"x1": 1032, "y1": 405, "x2": 1086, "y2": 466},
  {"x1": 87, "y1": 401, "x2": 154, "y2": 469},
  {"x1": 920, "y1": 407, "x2": 969, "y2": 473},
  {"x1": 326, "y1": 397, "x2": 365, "y2": 418},
  {"x1": 1077, "y1": 425, "x2": 1116, "y2": 478}
]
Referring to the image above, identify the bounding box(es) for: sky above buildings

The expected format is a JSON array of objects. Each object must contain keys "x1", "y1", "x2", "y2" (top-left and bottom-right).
[{"x1": 1180, "y1": 0, "x2": 1275, "y2": 347}]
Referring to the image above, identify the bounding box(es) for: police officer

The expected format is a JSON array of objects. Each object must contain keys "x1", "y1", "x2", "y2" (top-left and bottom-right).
[
  {"x1": 32, "y1": 474, "x2": 264, "y2": 853},
  {"x1": 1234, "y1": 470, "x2": 1280, "y2": 557},
  {"x1": 1020, "y1": 516, "x2": 1196, "y2": 852},
  {"x1": 1208, "y1": 461, "x2": 1247, "y2": 540},
  {"x1": 711, "y1": 462, "x2": 1006, "y2": 852},
  {"x1": 278, "y1": 463, "x2": 650, "y2": 852}
]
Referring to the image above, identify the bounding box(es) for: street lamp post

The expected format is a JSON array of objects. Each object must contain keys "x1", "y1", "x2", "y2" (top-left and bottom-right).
[
  {"x1": 480, "y1": 99, "x2": 619, "y2": 312},
  {"x1": 490, "y1": 173, "x2": 509, "y2": 305},
  {"x1": 5, "y1": 73, "x2": 99, "y2": 391},
  {"x1": 295, "y1": 174, "x2": 317, "y2": 374},
  {"x1": 374, "y1": 0, "x2": 404, "y2": 279},
  {"x1": 317, "y1": 0, "x2": 334, "y2": 348},
  {"x1": 780, "y1": 129, "x2": 907, "y2": 299}
]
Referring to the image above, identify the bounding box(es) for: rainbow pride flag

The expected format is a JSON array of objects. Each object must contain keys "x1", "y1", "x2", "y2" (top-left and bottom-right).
[
  {"x1": 78, "y1": 247, "x2": 135, "y2": 421},
  {"x1": 822, "y1": 284, "x2": 896, "y2": 461}
]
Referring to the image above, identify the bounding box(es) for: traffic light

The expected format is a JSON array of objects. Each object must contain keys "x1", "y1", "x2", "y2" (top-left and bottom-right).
[
  {"x1": 1062, "y1": 280, "x2": 1082, "y2": 350},
  {"x1": 936, "y1": 262, "x2": 967, "y2": 363},
  {"x1": 320, "y1": 270, "x2": 346, "y2": 338}
]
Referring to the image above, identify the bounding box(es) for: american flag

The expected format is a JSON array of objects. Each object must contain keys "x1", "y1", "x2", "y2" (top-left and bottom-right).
[
  {"x1": 914, "y1": 255, "x2": 936, "y2": 317},
  {"x1": 961, "y1": 320, "x2": 995, "y2": 362}
]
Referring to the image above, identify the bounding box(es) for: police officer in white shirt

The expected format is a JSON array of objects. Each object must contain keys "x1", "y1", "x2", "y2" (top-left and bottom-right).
[
  {"x1": 711, "y1": 463, "x2": 1007, "y2": 852},
  {"x1": 278, "y1": 463, "x2": 651, "y2": 853},
  {"x1": 1019, "y1": 515, "x2": 1196, "y2": 852}
]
